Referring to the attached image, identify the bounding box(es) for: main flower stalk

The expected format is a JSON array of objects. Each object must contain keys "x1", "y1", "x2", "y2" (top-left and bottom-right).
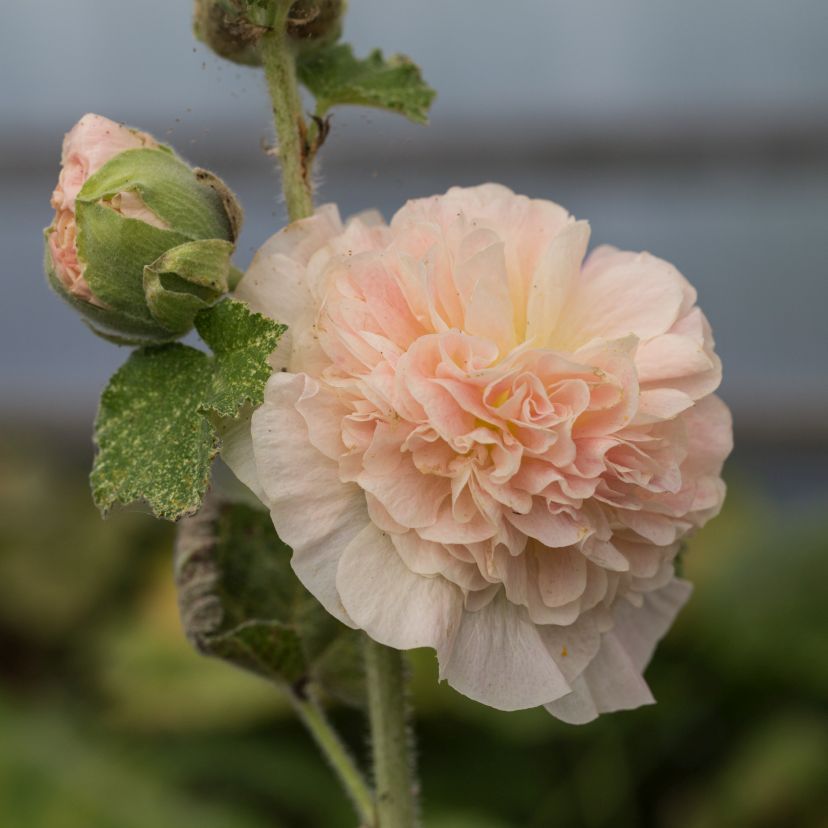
[
  {"x1": 364, "y1": 637, "x2": 419, "y2": 828},
  {"x1": 261, "y1": 3, "x2": 314, "y2": 221}
]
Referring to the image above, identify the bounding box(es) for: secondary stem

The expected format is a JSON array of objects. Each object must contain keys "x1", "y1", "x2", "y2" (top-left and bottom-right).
[
  {"x1": 290, "y1": 690, "x2": 375, "y2": 826},
  {"x1": 364, "y1": 636, "x2": 419, "y2": 827},
  {"x1": 261, "y1": 3, "x2": 314, "y2": 221}
]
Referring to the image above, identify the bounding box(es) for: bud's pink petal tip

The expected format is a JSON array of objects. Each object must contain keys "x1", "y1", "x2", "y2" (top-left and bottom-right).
[{"x1": 47, "y1": 114, "x2": 158, "y2": 301}]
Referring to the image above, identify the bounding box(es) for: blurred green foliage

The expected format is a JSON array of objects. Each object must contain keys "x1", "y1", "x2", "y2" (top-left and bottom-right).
[{"x1": 0, "y1": 424, "x2": 826, "y2": 827}]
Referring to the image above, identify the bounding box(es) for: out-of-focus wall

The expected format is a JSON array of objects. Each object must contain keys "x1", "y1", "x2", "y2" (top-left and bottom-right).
[{"x1": 2, "y1": 0, "x2": 827, "y2": 439}]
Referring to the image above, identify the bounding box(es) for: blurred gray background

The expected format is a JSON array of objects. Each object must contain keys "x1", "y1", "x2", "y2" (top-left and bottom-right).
[{"x1": 2, "y1": 0, "x2": 827, "y2": 471}]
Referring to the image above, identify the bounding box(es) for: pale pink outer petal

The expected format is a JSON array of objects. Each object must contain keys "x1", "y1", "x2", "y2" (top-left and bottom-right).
[
  {"x1": 681, "y1": 394, "x2": 733, "y2": 479},
  {"x1": 536, "y1": 612, "x2": 603, "y2": 683},
  {"x1": 219, "y1": 411, "x2": 266, "y2": 504},
  {"x1": 636, "y1": 332, "x2": 715, "y2": 390},
  {"x1": 554, "y1": 249, "x2": 687, "y2": 350},
  {"x1": 544, "y1": 578, "x2": 692, "y2": 723},
  {"x1": 250, "y1": 372, "x2": 370, "y2": 626},
  {"x1": 439, "y1": 591, "x2": 572, "y2": 711},
  {"x1": 336, "y1": 524, "x2": 464, "y2": 652},
  {"x1": 391, "y1": 183, "x2": 523, "y2": 231},
  {"x1": 235, "y1": 205, "x2": 345, "y2": 372},
  {"x1": 611, "y1": 578, "x2": 693, "y2": 671},
  {"x1": 542, "y1": 636, "x2": 654, "y2": 724},
  {"x1": 55, "y1": 113, "x2": 157, "y2": 211},
  {"x1": 236, "y1": 205, "x2": 344, "y2": 323}
]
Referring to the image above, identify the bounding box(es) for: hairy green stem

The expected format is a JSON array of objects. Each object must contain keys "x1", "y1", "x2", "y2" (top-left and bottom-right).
[
  {"x1": 364, "y1": 637, "x2": 419, "y2": 827},
  {"x1": 290, "y1": 690, "x2": 375, "y2": 825},
  {"x1": 261, "y1": 4, "x2": 314, "y2": 221}
]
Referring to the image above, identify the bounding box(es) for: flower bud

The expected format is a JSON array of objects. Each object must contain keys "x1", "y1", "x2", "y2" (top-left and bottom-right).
[
  {"x1": 193, "y1": 0, "x2": 264, "y2": 67},
  {"x1": 286, "y1": 0, "x2": 345, "y2": 47},
  {"x1": 45, "y1": 114, "x2": 243, "y2": 344},
  {"x1": 192, "y1": 0, "x2": 346, "y2": 66}
]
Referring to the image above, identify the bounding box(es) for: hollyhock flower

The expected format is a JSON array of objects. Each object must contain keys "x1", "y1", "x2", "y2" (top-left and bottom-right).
[
  {"x1": 225, "y1": 184, "x2": 732, "y2": 723},
  {"x1": 45, "y1": 113, "x2": 243, "y2": 344}
]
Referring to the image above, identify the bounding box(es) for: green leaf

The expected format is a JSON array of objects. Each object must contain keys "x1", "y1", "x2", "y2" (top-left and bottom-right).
[
  {"x1": 91, "y1": 301, "x2": 285, "y2": 521},
  {"x1": 91, "y1": 345, "x2": 217, "y2": 521},
  {"x1": 175, "y1": 498, "x2": 365, "y2": 703},
  {"x1": 196, "y1": 299, "x2": 287, "y2": 418},
  {"x1": 297, "y1": 42, "x2": 436, "y2": 124}
]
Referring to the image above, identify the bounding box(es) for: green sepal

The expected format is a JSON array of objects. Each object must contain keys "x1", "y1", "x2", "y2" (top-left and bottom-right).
[
  {"x1": 175, "y1": 498, "x2": 365, "y2": 704},
  {"x1": 195, "y1": 299, "x2": 287, "y2": 418},
  {"x1": 44, "y1": 244, "x2": 177, "y2": 345},
  {"x1": 193, "y1": 167, "x2": 244, "y2": 241},
  {"x1": 91, "y1": 300, "x2": 285, "y2": 521},
  {"x1": 78, "y1": 148, "x2": 239, "y2": 242},
  {"x1": 297, "y1": 42, "x2": 436, "y2": 124},
  {"x1": 91, "y1": 344, "x2": 218, "y2": 521},
  {"x1": 75, "y1": 201, "x2": 190, "y2": 324},
  {"x1": 144, "y1": 239, "x2": 236, "y2": 334}
]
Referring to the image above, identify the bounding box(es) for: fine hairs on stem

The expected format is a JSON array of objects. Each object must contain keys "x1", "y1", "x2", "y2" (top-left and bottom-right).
[
  {"x1": 289, "y1": 685, "x2": 375, "y2": 825},
  {"x1": 364, "y1": 636, "x2": 420, "y2": 828},
  {"x1": 261, "y1": 2, "x2": 314, "y2": 221}
]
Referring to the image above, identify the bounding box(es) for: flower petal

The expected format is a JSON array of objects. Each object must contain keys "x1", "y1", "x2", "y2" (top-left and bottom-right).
[
  {"x1": 525, "y1": 220, "x2": 590, "y2": 346},
  {"x1": 556, "y1": 249, "x2": 686, "y2": 349},
  {"x1": 439, "y1": 591, "x2": 571, "y2": 710},
  {"x1": 543, "y1": 632, "x2": 654, "y2": 724},
  {"x1": 237, "y1": 205, "x2": 343, "y2": 326},
  {"x1": 611, "y1": 578, "x2": 693, "y2": 671},
  {"x1": 218, "y1": 411, "x2": 266, "y2": 503},
  {"x1": 251, "y1": 372, "x2": 368, "y2": 626},
  {"x1": 462, "y1": 242, "x2": 517, "y2": 355},
  {"x1": 337, "y1": 523, "x2": 463, "y2": 651},
  {"x1": 543, "y1": 577, "x2": 691, "y2": 723}
]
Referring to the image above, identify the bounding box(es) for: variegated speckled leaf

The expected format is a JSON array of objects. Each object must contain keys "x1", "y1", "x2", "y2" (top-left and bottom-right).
[
  {"x1": 196, "y1": 299, "x2": 286, "y2": 418},
  {"x1": 91, "y1": 344, "x2": 217, "y2": 521},
  {"x1": 91, "y1": 301, "x2": 284, "y2": 521}
]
